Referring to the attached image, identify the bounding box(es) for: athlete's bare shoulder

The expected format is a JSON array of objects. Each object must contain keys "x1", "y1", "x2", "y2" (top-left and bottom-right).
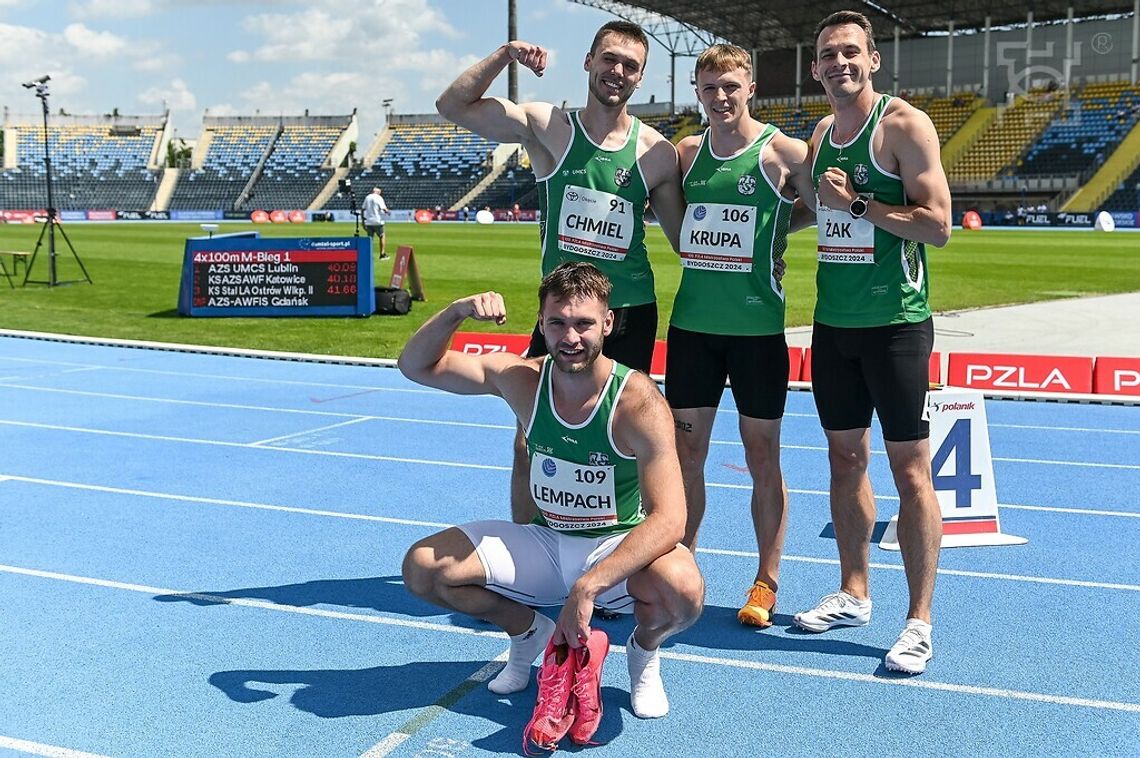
[
  {"x1": 518, "y1": 102, "x2": 571, "y2": 174},
  {"x1": 636, "y1": 121, "x2": 679, "y2": 190},
  {"x1": 809, "y1": 113, "x2": 834, "y2": 152},
  {"x1": 497, "y1": 356, "x2": 545, "y2": 424},
  {"x1": 676, "y1": 133, "x2": 701, "y2": 173},
  {"x1": 767, "y1": 129, "x2": 810, "y2": 167},
  {"x1": 635, "y1": 119, "x2": 675, "y2": 160},
  {"x1": 612, "y1": 369, "x2": 671, "y2": 448},
  {"x1": 880, "y1": 95, "x2": 936, "y2": 138}
]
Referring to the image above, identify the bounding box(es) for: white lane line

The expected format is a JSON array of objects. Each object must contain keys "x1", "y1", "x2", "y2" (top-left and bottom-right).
[
  {"x1": 0, "y1": 386, "x2": 518, "y2": 428},
  {"x1": 3, "y1": 475, "x2": 1137, "y2": 591},
  {"x1": 250, "y1": 416, "x2": 373, "y2": 446},
  {"x1": 0, "y1": 736, "x2": 110, "y2": 758},
  {"x1": 710, "y1": 438, "x2": 1140, "y2": 470},
  {"x1": 0, "y1": 385, "x2": 515, "y2": 430},
  {"x1": 0, "y1": 357, "x2": 443, "y2": 394},
  {"x1": 0, "y1": 420, "x2": 511, "y2": 472},
  {"x1": 698, "y1": 548, "x2": 1140, "y2": 592},
  {"x1": 3, "y1": 417, "x2": 1137, "y2": 472},
  {"x1": 0, "y1": 384, "x2": 365, "y2": 418},
  {"x1": 359, "y1": 657, "x2": 506, "y2": 758},
  {"x1": 2, "y1": 563, "x2": 1137, "y2": 715},
  {"x1": 992, "y1": 455, "x2": 1139, "y2": 470},
  {"x1": 660, "y1": 649, "x2": 1140, "y2": 713},
  {"x1": 713, "y1": 481, "x2": 1140, "y2": 519},
  {"x1": 988, "y1": 422, "x2": 1140, "y2": 436},
  {"x1": 713, "y1": 406, "x2": 1140, "y2": 434},
  {"x1": 999, "y1": 502, "x2": 1140, "y2": 518},
  {"x1": 0, "y1": 476, "x2": 453, "y2": 529},
  {"x1": 4, "y1": 367, "x2": 1137, "y2": 435},
  {"x1": 0, "y1": 563, "x2": 508, "y2": 636},
  {"x1": 4, "y1": 385, "x2": 1135, "y2": 449}
]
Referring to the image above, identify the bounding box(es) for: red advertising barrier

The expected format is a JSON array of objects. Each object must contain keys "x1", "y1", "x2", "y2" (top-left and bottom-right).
[
  {"x1": 415, "y1": 209, "x2": 434, "y2": 224},
  {"x1": 288, "y1": 210, "x2": 306, "y2": 223},
  {"x1": 650, "y1": 340, "x2": 667, "y2": 376},
  {"x1": 86, "y1": 210, "x2": 116, "y2": 221},
  {"x1": 787, "y1": 347, "x2": 803, "y2": 382},
  {"x1": 947, "y1": 352, "x2": 1093, "y2": 394},
  {"x1": 451, "y1": 331, "x2": 531, "y2": 357},
  {"x1": 269, "y1": 210, "x2": 288, "y2": 223},
  {"x1": 250, "y1": 210, "x2": 269, "y2": 223},
  {"x1": 2, "y1": 210, "x2": 45, "y2": 223},
  {"x1": 1093, "y1": 356, "x2": 1140, "y2": 396},
  {"x1": 801, "y1": 349, "x2": 941, "y2": 383}
]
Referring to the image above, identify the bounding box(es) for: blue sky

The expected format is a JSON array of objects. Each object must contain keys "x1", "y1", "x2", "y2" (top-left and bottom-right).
[{"x1": 0, "y1": 0, "x2": 690, "y2": 144}]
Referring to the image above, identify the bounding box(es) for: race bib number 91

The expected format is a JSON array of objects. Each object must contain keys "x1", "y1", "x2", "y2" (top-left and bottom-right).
[
  {"x1": 558, "y1": 185, "x2": 633, "y2": 261},
  {"x1": 530, "y1": 452, "x2": 619, "y2": 531}
]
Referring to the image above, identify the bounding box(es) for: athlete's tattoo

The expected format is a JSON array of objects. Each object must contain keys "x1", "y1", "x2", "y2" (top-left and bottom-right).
[{"x1": 674, "y1": 419, "x2": 693, "y2": 433}]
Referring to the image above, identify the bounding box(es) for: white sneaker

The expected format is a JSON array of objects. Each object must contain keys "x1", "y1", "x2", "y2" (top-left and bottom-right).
[
  {"x1": 884, "y1": 619, "x2": 933, "y2": 674},
  {"x1": 793, "y1": 591, "x2": 872, "y2": 632}
]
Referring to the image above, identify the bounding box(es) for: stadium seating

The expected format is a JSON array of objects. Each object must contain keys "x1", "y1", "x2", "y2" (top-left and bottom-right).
[
  {"x1": 753, "y1": 99, "x2": 831, "y2": 141},
  {"x1": 1, "y1": 124, "x2": 161, "y2": 210},
  {"x1": 1013, "y1": 80, "x2": 1140, "y2": 178},
  {"x1": 1101, "y1": 161, "x2": 1140, "y2": 211},
  {"x1": 168, "y1": 125, "x2": 277, "y2": 210},
  {"x1": 922, "y1": 94, "x2": 984, "y2": 146},
  {"x1": 239, "y1": 125, "x2": 342, "y2": 211},
  {"x1": 465, "y1": 151, "x2": 537, "y2": 211},
  {"x1": 325, "y1": 122, "x2": 498, "y2": 211},
  {"x1": 949, "y1": 89, "x2": 1064, "y2": 181}
]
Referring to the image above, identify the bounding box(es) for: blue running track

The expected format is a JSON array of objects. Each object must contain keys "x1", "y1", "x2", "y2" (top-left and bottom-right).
[{"x1": 0, "y1": 333, "x2": 1137, "y2": 757}]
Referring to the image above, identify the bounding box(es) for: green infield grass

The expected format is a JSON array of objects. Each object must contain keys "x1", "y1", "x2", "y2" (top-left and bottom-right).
[{"x1": 0, "y1": 221, "x2": 1136, "y2": 360}]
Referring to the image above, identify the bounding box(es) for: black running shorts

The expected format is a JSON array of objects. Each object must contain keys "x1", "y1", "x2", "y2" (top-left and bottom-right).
[
  {"x1": 527, "y1": 302, "x2": 657, "y2": 374},
  {"x1": 811, "y1": 318, "x2": 934, "y2": 442},
  {"x1": 664, "y1": 326, "x2": 789, "y2": 420}
]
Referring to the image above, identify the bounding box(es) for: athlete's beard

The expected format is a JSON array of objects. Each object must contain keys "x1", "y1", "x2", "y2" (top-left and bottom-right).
[{"x1": 552, "y1": 339, "x2": 603, "y2": 374}]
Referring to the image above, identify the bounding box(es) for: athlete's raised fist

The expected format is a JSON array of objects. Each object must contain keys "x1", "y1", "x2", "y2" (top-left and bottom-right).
[
  {"x1": 459, "y1": 291, "x2": 508, "y2": 325},
  {"x1": 506, "y1": 41, "x2": 547, "y2": 77}
]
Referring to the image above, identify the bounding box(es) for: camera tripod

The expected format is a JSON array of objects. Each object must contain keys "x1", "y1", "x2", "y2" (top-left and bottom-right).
[
  {"x1": 22, "y1": 76, "x2": 91, "y2": 287},
  {"x1": 339, "y1": 178, "x2": 362, "y2": 238}
]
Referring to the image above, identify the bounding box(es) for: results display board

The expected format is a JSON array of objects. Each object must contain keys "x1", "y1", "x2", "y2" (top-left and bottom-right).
[{"x1": 177, "y1": 236, "x2": 374, "y2": 317}]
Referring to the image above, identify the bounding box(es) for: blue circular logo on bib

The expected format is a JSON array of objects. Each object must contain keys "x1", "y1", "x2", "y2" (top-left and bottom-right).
[
  {"x1": 693, "y1": 205, "x2": 707, "y2": 221},
  {"x1": 542, "y1": 458, "x2": 557, "y2": 477}
]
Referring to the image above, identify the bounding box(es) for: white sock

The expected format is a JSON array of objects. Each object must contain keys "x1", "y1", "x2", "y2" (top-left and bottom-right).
[
  {"x1": 488, "y1": 612, "x2": 555, "y2": 695},
  {"x1": 626, "y1": 629, "x2": 669, "y2": 718}
]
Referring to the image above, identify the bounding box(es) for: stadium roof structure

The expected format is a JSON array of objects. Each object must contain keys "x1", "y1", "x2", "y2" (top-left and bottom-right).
[{"x1": 580, "y1": 1, "x2": 1137, "y2": 50}]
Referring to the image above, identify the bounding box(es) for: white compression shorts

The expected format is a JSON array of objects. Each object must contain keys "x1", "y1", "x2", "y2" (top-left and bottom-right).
[{"x1": 458, "y1": 520, "x2": 636, "y2": 613}]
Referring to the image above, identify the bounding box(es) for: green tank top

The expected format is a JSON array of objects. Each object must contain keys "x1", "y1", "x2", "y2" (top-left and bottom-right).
[
  {"x1": 671, "y1": 124, "x2": 792, "y2": 335},
  {"x1": 811, "y1": 94, "x2": 930, "y2": 327},
  {"x1": 537, "y1": 111, "x2": 653, "y2": 308},
  {"x1": 525, "y1": 357, "x2": 644, "y2": 537}
]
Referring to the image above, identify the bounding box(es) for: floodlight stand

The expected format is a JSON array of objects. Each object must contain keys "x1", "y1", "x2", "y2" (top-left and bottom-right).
[{"x1": 23, "y1": 80, "x2": 92, "y2": 287}]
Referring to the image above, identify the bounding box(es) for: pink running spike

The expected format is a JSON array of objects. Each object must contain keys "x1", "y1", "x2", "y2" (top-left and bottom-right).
[
  {"x1": 569, "y1": 629, "x2": 609, "y2": 745},
  {"x1": 522, "y1": 640, "x2": 576, "y2": 755}
]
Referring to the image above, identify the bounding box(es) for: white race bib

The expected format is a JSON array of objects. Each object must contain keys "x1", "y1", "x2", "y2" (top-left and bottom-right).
[
  {"x1": 558, "y1": 185, "x2": 633, "y2": 261},
  {"x1": 529, "y1": 451, "x2": 619, "y2": 531},
  {"x1": 817, "y1": 195, "x2": 875, "y2": 264},
  {"x1": 679, "y1": 202, "x2": 758, "y2": 272}
]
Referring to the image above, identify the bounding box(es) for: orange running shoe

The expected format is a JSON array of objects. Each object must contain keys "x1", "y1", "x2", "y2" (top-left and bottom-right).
[
  {"x1": 523, "y1": 640, "x2": 576, "y2": 755},
  {"x1": 568, "y1": 629, "x2": 609, "y2": 745},
  {"x1": 737, "y1": 580, "x2": 777, "y2": 628}
]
